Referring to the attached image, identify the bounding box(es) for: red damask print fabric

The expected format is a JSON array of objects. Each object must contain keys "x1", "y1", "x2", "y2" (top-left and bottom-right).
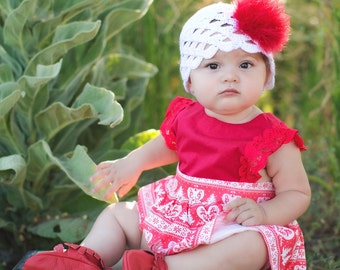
[{"x1": 138, "y1": 170, "x2": 307, "y2": 269}]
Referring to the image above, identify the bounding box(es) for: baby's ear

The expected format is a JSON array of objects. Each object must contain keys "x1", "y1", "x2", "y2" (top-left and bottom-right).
[{"x1": 186, "y1": 77, "x2": 193, "y2": 93}]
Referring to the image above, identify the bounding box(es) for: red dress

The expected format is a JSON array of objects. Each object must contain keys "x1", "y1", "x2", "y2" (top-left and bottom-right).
[{"x1": 138, "y1": 97, "x2": 307, "y2": 270}]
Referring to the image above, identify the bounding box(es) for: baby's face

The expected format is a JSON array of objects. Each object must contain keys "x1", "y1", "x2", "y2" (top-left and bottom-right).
[{"x1": 187, "y1": 49, "x2": 268, "y2": 123}]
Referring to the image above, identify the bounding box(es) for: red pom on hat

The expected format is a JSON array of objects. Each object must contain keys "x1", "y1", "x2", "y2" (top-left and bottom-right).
[{"x1": 233, "y1": 0, "x2": 290, "y2": 54}]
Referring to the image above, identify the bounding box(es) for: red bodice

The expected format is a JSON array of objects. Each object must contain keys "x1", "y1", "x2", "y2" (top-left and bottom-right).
[{"x1": 160, "y1": 96, "x2": 306, "y2": 182}]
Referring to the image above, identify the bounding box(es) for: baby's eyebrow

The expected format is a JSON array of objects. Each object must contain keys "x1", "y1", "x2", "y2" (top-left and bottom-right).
[
  {"x1": 203, "y1": 57, "x2": 218, "y2": 62},
  {"x1": 239, "y1": 51, "x2": 263, "y2": 59}
]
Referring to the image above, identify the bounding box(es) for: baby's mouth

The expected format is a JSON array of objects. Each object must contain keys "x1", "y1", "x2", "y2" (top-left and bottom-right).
[{"x1": 218, "y1": 88, "x2": 240, "y2": 95}]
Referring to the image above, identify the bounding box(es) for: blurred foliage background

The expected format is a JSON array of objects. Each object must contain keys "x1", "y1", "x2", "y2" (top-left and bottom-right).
[{"x1": 0, "y1": 0, "x2": 339, "y2": 269}]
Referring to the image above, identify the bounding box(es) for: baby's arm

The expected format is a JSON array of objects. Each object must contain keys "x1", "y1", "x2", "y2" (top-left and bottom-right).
[
  {"x1": 225, "y1": 142, "x2": 311, "y2": 226},
  {"x1": 91, "y1": 135, "x2": 178, "y2": 199}
]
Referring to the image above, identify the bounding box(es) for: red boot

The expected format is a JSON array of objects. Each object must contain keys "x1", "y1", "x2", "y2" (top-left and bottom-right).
[
  {"x1": 122, "y1": 250, "x2": 154, "y2": 270},
  {"x1": 23, "y1": 243, "x2": 111, "y2": 270},
  {"x1": 122, "y1": 250, "x2": 168, "y2": 270}
]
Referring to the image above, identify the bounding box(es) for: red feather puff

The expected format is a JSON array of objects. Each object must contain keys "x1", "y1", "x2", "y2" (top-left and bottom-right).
[{"x1": 232, "y1": 0, "x2": 290, "y2": 54}]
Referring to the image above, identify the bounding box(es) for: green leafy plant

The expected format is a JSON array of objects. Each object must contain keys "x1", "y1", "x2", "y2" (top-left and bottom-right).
[{"x1": 0, "y1": 0, "x2": 159, "y2": 268}]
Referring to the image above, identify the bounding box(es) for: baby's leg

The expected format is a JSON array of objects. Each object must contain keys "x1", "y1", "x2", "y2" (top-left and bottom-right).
[
  {"x1": 165, "y1": 231, "x2": 268, "y2": 270},
  {"x1": 81, "y1": 201, "x2": 142, "y2": 267}
]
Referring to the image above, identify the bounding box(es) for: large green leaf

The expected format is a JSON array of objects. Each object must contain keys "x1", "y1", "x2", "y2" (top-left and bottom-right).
[
  {"x1": 0, "y1": 63, "x2": 14, "y2": 83},
  {"x1": 21, "y1": 61, "x2": 63, "y2": 88},
  {"x1": 35, "y1": 103, "x2": 97, "y2": 141},
  {"x1": 27, "y1": 206, "x2": 105, "y2": 242},
  {"x1": 26, "y1": 141, "x2": 58, "y2": 193},
  {"x1": 0, "y1": 82, "x2": 21, "y2": 117},
  {"x1": 14, "y1": 61, "x2": 63, "y2": 145},
  {"x1": 46, "y1": 1, "x2": 155, "y2": 107},
  {"x1": 25, "y1": 20, "x2": 101, "y2": 75},
  {"x1": 0, "y1": 45, "x2": 23, "y2": 78},
  {"x1": 3, "y1": 0, "x2": 37, "y2": 53},
  {"x1": 74, "y1": 83, "x2": 124, "y2": 127},
  {"x1": 95, "y1": 53, "x2": 158, "y2": 81},
  {"x1": 0, "y1": 154, "x2": 26, "y2": 207},
  {"x1": 0, "y1": 83, "x2": 23, "y2": 155},
  {"x1": 56, "y1": 1, "x2": 154, "y2": 88},
  {"x1": 27, "y1": 215, "x2": 94, "y2": 242},
  {"x1": 0, "y1": 0, "x2": 11, "y2": 15},
  {"x1": 36, "y1": 83, "x2": 123, "y2": 141},
  {"x1": 0, "y1": 155, "x2": 26, "y2": 187},
  {"x1": 101, "y1": 8, "x2": 147, "y2": 42},
  {"x1": 27, "y1": 140, "x2": 118, "y2": 203},
  {"x1": 31, "y1": 0, "x2": 93, "y2": 50},
  {"x1": 57, "y1": 145, "x2": 119, "y2": 203}
]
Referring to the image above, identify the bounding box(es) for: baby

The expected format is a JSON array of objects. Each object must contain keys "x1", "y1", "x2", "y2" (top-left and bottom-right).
[{"x1": 24, "y1": 1, "x2": 311, "y2": 269}]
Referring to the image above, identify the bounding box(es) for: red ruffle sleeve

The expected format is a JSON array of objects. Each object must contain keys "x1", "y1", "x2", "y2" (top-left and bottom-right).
[
  {"x1": 239, "y1": 122, "x2": 307, "y2": 182},
  {"x1": 160, "y1": 97, "x2": 194, "y2": 150}
]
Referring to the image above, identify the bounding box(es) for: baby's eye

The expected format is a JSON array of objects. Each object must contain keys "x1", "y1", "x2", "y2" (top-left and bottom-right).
[
  {"x1": 240, "y1": 62, "x2": 253, "y2": 69},
  {"x1": 206, "y1": 63, "x2": 218, "y2": 70}
]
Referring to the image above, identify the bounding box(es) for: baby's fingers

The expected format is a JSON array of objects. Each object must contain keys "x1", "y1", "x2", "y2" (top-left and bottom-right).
[
  {"x1": 89, "y1": 172, "x2": 102, "y2": 183},
  {"x1": 92, "y1": 176, "x2": 115, "y2": 193},
  {"x1": 223, "y1": 198, "x2": 252, "y2": 222},
  {"x1": 223, "y1": 197, "x2": 247, "y2": 211},
  {"x1": 90, "y1": 164, "x2": 111, "y2": 182},
  {"x1": 96, "y1": 160, "x2": 114, "y2": 169},
  {"x1": 104, "y1": 184, "x2": 120, "y2": 201},
  {"x1": 117, "y1": 181, "x2": 135, "y2": 198}
]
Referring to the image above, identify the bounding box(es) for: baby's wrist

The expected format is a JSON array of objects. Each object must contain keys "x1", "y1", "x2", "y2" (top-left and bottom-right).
[{"x1": 258, "y1": 204, "x2": 268, "y2": 225}]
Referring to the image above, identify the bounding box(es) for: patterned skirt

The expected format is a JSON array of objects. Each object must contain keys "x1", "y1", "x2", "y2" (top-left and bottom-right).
[{"x1": 137, "y1": 169, "x2": 307, "y2": 270}]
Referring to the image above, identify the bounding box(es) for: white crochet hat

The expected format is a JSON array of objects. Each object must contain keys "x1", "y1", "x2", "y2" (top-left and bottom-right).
[{"x1": 179, "y1": 0, "x2": 290, "y2": 92}]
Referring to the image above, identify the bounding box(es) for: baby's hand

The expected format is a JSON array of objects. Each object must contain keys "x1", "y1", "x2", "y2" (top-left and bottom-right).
[
  {"x1": 223, "y1": 198, "x2": 266, "y2": 226},
  {"x1": 90, "y1": 158, "x2": 140, "y2": 200}
]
